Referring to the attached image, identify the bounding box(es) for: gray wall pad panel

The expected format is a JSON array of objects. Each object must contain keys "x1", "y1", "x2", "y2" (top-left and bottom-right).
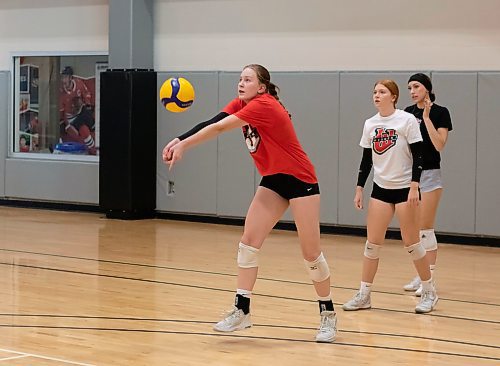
[
  {"x1": 476, "y1": 73, "x2": 500, "y2": 236},
  {"x1": 431, "y1": 73, "x2": 477, "y2": 234},
  {"x1": 156, "y1": 72, "x2": 219, "y2": 215},
  {"x1": 217, "y1": 72, "x2": 255, "y2": 218},
  {"x1": 272, "y1": 72, "x2": 340, "y2": 224}
]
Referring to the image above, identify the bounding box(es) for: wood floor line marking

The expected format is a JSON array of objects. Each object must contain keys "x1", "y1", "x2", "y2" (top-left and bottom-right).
[{"x1": 0, "y1": 348, "x2": 96, "y2": 365}]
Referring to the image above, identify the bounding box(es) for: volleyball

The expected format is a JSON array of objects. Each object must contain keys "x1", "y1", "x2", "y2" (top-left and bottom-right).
[{"x1": 159, "y1": 77, "x2": 195, "y2": 113}]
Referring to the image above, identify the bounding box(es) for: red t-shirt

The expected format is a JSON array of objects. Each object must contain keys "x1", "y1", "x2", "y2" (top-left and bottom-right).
[
  {"x1": 59, "y1": 78, "x2": 92, "y2": 123},
  {"x1": 222, "y1": 93, "x2": 317, "y2": 183}
]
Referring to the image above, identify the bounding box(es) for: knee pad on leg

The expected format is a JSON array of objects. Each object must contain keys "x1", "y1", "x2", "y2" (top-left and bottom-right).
[
  {"x1": 420, "y1": 229, "x2": 438, "y2": 251},
  {"x1": 237, "y1": 242, "x2": 259, "y2": 268},
  {"x1": 407, "y1": 241, "x2": 426, "y2": 260},
  {"x1": 304, "y1": 252, "x2": 330, "y2": 282},
  {"x1": 364, "y1": 241, "x2": 381, "y2": 259}
]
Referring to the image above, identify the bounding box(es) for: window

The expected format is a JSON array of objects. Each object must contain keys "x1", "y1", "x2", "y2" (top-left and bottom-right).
[{"x1": 12, "y1": 53, "x2": 108, "y2": 159}]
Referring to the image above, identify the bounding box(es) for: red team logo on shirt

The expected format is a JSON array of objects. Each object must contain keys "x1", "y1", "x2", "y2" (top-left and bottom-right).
[
  {"x1": 243, "y1": 125, "x2": 260, "y2": 153},
  {"x1": 372, "y1": 127, "x2": 398, "y2": 155}
]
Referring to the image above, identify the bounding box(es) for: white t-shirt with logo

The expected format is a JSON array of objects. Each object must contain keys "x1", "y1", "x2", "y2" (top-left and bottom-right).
[{"x1": 360, "y1": 109, "x2": 422, "y2": 189}]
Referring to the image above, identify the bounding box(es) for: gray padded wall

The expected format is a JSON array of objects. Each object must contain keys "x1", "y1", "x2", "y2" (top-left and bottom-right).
[
  {"x1": 338, "y1": 72, "x2": 415, "y2": 228},
  {"x1": 156, "y1": 72, "x2": 219, "y2": 215},
  {"x1": 271, "y1": 72, "x2": 340, "y2": 224},
  {"x1": 0, "y1": 72, "x2": 8, "y2": 197},
  {"x1": 431, "y1": 73, "x2": 477, "y2": 234},
  {"x1": 154, "y1": 70, "x2": 500, "y2": 238},
  {"x1": 5, "y1": 159, "x2": 98, "y2": 203},
  {"x1": 2, "y1": 68, "x2": 496, "y2": 237},
  {"x1": 476, "y1": 73, "x2": 500, "y2": 236},
  {"x1": 217, "y1": 72, "x2": 255, "y2": 218}
]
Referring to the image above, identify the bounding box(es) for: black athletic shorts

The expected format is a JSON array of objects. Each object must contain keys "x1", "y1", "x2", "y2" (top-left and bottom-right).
[
  {"x1": 259, "y1": 173, "x2": 320, "y2": 200},
  {"x1": 371, "y1": 182, "x2": 420, "y2": 204}
]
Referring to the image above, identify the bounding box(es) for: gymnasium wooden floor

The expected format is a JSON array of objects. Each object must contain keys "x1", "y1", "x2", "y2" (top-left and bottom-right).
[{"x1": 0, "y1": 206, "x2": 498, "y2": 365}]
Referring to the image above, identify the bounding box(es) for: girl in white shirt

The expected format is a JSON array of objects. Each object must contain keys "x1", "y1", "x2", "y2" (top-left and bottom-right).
[{"x1": 342, "y1": 80, "x2": 438, "y2": 314}]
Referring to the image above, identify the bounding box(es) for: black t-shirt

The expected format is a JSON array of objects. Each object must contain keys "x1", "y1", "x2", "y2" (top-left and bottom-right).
[{"x1": 404, "y1": 103, "x2": 452, "y2": 170}]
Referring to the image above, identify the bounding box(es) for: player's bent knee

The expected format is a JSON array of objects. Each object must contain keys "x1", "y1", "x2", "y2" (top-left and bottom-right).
[
  {"x1": 304, "y1": 252, "x2": 330, "y2": 282},
  {"x1": 364, "y1": 240, "x2": 381, "y2": 259},
  {"x1": 237, "y1": 242, "x2": 259, "y2": 268},
  {"x1": 406, "y1": 241, "x2": 426, "y2": 260},
  {"x1": 420, "y1": 229, "x2": 438, "y2": 251}
]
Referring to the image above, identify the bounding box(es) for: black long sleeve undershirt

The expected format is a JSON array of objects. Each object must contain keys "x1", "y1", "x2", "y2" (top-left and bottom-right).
[
  {"x1": 178, "y1": 112, "x2": 229, "y2": 141},
  {"x1": 357, "y1": 148, "x2": 373, "y2": 187},
  {"x1": 409, "y1": 141, "x2": 423, "y2": 183}
]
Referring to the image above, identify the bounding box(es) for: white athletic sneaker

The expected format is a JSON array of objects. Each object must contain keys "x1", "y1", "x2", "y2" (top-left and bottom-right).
[
  {"x1": 315, "y1": 311, "x2": 337, "y2": 343},
  {"x1": 415, "y1": 284, "x2": 423, "y2": 297},
  {"x1": 342, "y1": 292, "x2": 371, "y2": 311},
  {"x1": 213, "y1": 306, "x2": 252, "y2": 332},
  {"x1": 403, "y1": 276, "x2": 421, "y2": 291},
  {"x1": 415, "y1": 290, "x2": 438, "y2": 313}
]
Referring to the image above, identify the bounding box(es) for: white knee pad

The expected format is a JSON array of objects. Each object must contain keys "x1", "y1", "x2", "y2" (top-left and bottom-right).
[
  {"x1": 407, "y1": 241, "x2": 426, "y2": 260},
  {"x1": 364, "y1": 241, "x2": 381, "y2": 259},
  {"x1": 304, "y1": 252, "x2": 330, "y2": 282},
  {"x1": 420, "y1": 229, "x2": 438, "y2": 251},
  {"x1": 237, "y1": 242, "x2": 259, "y2": 268}
]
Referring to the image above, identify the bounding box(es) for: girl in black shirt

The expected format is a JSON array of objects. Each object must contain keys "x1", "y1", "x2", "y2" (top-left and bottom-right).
[{"x1": 403, "y1": 73, "x2": 453, "y2": 296}]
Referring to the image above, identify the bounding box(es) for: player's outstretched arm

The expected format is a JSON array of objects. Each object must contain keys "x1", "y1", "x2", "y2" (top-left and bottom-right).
[
  {"x1": 166, "y1": 114, "x2": 246, "y2": 170},
  {"x1": 162, "y1": 112, "x2": 229, "y2": 163}
]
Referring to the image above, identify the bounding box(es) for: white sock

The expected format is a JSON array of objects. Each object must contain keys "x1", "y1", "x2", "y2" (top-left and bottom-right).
[
  {"x1": 421, "y1": 278, "x2": 434, "y2": 292},
  {"x1": 318, "y1": 292, "x2": 332, "y2": 302},
  {"x1": 360, "y1": 281, "x2": 372, "y2": 295},
  {"x1": 237, "y1": 288, "x2": 252, "y2": 298}
]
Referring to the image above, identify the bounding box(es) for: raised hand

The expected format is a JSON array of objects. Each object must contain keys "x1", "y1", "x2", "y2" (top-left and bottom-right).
[{"x1": 423, "y1": 93, "x2": 433, "y2": 120}]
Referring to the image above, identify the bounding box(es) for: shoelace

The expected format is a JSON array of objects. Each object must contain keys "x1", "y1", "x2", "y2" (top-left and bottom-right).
[
  {"x1": 420, "y1": 291, "x2": 435, "y2": 305},
  {"x1": 319, "y1": 314, "x2": 334, "y2": 332},
  {"x1": 220, "y1": 307, "x2": 240, "y2": 321},
  {"x1": 354, "y1": 292, "x2": 366, "y2": 302}
]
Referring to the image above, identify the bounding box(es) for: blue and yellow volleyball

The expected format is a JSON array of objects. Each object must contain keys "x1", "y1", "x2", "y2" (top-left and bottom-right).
[{"x1": 159, "y1": 77, "x2": 195, "y2": 113}]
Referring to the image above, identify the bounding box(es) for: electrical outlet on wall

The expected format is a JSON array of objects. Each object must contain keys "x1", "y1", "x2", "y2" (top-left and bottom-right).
[{"x1": 167, "y1": 180, "x2": 175, "y2": 196}]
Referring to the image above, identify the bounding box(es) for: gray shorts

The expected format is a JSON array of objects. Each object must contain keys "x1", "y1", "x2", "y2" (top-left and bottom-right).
[{"x1": 420, "y1": 169, "x2": 443, "y2": 193}]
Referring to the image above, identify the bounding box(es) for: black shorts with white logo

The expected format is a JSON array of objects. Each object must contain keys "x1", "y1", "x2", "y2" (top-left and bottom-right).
[
  {"x1": 371, "y1": 182, "x2": 420, "y2": 204},
  {"x1": 259, "y1": 173, "x2": 320, "y2": 200}
]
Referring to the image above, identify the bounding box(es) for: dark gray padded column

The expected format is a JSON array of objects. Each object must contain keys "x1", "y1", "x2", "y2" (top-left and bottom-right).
[
  {"x1": 0, "y1": 72, "x2": 9, "y2": 197},
  {"x1": 109, "y1": 0, "x2": 153, "y2": 69}
]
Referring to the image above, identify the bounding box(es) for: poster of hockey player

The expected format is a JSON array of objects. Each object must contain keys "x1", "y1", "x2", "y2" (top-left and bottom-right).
[{"x1": 59, "y1": 62, "x2": 107, "y2": 155}]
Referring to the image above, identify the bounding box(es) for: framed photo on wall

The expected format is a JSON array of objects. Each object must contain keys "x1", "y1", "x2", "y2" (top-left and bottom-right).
[{"x1": 12, "y1": 52, "x2": 108, "y2": 160}]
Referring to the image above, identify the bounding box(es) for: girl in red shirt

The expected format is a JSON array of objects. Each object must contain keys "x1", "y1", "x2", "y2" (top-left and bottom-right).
[{"x1": 162, "y1": 64, "x2": 336, "y2": 343}]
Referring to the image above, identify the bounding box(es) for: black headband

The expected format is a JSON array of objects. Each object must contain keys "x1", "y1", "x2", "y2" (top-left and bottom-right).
[
  {"x1": 408, "y1": 73, "x2": 432, "y2": 92},
  {"x1": 408, "y1": 73, "x2": 435, "y2": 101}
]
